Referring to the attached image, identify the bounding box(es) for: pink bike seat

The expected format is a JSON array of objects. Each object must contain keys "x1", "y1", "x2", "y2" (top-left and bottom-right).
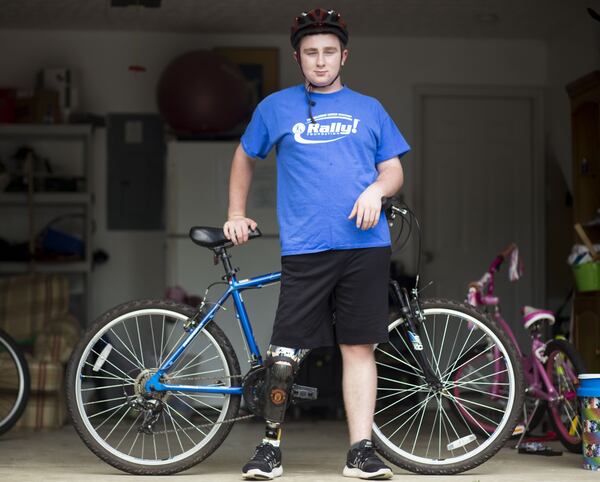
[{"x1": 522, "y1": 306, "x2": 555, "y2": 329}]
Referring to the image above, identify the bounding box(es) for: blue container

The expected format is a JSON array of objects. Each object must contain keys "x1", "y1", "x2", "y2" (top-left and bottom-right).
[
  {"x1": 41, "y1": 227, "x2": 84, "y2": 257},
  {"x1": 578, "y1": 374, "x2": 600, "y2": 471}
]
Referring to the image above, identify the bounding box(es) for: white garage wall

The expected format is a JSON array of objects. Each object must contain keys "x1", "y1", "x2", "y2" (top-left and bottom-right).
[{"x1": 0, "y1": 29, "x2": 557, "y2": 331}]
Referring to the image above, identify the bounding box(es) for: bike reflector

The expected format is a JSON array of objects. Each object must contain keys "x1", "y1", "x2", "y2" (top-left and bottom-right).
[
  {"x1": 447, "y1": 434, "x2": 477, "y2": 451},
  {"x1": 93, "y1": 344, "x2": 113, "y2": 372}
]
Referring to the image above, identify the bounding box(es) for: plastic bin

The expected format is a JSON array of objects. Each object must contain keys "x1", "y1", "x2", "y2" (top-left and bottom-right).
[
  {"x1": 573, "y1": 262, "x2": 600, "y2": 292},
  {"x1": 578, "y1": 374, "x2": 600, "y2": 471}
]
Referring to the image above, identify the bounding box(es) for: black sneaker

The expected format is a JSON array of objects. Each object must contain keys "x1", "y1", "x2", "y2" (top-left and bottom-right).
[
  {"x1": 343, "y1": 439, "x2": 393, "y2": 480},
  {"x1": 242, "y1": 442, "x2": 283, "y2": 480}
]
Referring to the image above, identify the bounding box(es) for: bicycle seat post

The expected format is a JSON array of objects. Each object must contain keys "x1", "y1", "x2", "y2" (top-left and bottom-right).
[{"x1": 214, "y1": 247, "x2": 238, "y2": 281}]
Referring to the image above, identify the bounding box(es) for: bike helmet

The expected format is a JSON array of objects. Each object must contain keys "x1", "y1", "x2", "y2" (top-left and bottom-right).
[{"x1": 290, "y1": 8, "x2": 349, "y2": 50}]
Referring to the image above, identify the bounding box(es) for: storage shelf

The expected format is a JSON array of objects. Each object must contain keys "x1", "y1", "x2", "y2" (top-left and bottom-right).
[
  {"x1": 0, "y1": 261, "x2": 91, "y2": 274},
  {"x1": 0, "y1": 192, "x2": 91, "y2": 206},
  {"x1": 0, "y1": 124, "x2": 92, "y2": 139},
  {"x1": 0, "y1": 122, "x2": 94, "y2": 324}
]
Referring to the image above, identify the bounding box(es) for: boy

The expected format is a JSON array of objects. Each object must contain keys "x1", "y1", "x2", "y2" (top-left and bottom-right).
[{"x1": 223, "y1": 8, "x2": 410, "y2": 480}]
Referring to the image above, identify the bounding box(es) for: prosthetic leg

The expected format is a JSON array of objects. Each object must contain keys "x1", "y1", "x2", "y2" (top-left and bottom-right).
[{"x1": 261, "y1": 345, "x2": 309, "y2": 446}]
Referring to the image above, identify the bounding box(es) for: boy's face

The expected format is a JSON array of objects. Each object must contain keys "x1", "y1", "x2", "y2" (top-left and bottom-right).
[{"x1": 294, "y1": 33, "x2": 348, "y2": 87}]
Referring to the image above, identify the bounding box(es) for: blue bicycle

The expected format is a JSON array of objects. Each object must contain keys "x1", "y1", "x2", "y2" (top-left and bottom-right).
[{"x1": 66, "y1": 200, "x2": 523, "y2": 475}]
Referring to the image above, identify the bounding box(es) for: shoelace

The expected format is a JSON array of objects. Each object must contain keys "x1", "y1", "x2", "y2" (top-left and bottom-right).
[
  {"x1": 252, "y1": 444, "x2": 278, "y2": 468},
  {"x1": 353, "y1": 446, "x2": 380, "y2": 470}
]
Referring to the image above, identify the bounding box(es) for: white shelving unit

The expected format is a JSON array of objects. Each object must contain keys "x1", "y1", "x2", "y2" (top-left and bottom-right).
[{"x1": 0, "y1": 123, "x2": 94, "y2": 324}]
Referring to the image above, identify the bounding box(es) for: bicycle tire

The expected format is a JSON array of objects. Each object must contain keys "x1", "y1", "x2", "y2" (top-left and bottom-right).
[
  {"x1": 66, "y1": 299, "x2": 241, "y2": 475},
  {"x1": 372, "y1": 298, "x2": 524, "y2": 475},
  {"x1": 544, "y1": 339, "x2": 586, "y2": 454},
  {"x1": 0, "y1": 328, "x2": 30, "y2": 435}
]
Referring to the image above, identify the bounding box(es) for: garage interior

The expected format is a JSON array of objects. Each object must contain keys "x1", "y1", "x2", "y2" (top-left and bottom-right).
[{"x1": 1, "y1": 0, "x2": 600, "y2": 480}]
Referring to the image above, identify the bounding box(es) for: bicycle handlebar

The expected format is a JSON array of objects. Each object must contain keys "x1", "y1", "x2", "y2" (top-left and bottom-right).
[{"x1": 469, "y1": 243, "x2": 519, "y2": 304}]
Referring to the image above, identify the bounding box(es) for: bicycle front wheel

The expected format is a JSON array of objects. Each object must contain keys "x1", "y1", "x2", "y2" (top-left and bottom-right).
[
  {"x1": 373, "y1": 299, "x2": 524, "y2": 475},
  {"x1": 0, "y1": 328, "x2": 30, "y2": 435},
  {"x1": 66, "y1": 299, "x2": 241, "y2": 475}
]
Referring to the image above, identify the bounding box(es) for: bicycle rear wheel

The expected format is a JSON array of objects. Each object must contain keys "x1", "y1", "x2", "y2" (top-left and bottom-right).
[
  {"x1": 0, "y1": 328, "x2": 30, "y2": 435},
  {"x1": 373, "y1": 299, "x2": 524, "y2": 475},
  {"x1": 66, "y1": 299, "x2": 241, "y2": 475},
  {"x1": 545, "y1": 339, "x2": 586, "y2": 453}
]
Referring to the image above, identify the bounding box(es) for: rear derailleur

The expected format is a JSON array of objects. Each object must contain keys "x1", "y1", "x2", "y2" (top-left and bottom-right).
[{"x1": 128, "y1": 396, "x2": 165, "y2": 435}]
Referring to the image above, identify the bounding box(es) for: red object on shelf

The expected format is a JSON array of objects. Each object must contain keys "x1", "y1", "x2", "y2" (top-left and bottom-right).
[
  {"x1": 128, "y1": 65, "x2": 147, "y2": 72},
  {"x1": 0, "y1": 88, "x2": 16, "y2": 123}
]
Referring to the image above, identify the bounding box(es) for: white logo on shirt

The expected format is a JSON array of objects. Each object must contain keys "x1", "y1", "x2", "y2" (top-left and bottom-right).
[{"x1": 292, "y1": 113, "x2": 360, "y2": 144}]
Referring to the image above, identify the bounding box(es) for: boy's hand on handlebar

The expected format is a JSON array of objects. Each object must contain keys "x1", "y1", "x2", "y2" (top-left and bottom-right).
[
  {"x1": 348, "y1": 185, "x2": 384, "y2": 230},
  {"x1": 223, "y1": 216, "x2": 258, "y2": 246}
]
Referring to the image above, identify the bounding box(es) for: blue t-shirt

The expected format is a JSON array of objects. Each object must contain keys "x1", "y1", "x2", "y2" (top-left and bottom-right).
[{"x1": 241, "y1": 84, "x2": 410, "y2": 256}]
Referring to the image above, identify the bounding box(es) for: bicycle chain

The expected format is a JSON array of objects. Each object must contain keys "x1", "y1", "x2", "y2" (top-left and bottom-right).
[{"x1": 138, "y1": 373, "x2": 257, "y2": 435}]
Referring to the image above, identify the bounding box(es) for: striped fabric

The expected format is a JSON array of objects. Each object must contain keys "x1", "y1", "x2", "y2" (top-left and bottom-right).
[
  {"x1": 0, "y1": 274, "x2": 80, "y2": 429},
  {"x1": 34, "y1": 315, "x2": 80, "y2": 363},
  {"x1": 15, "y1": 392, "x2": 67, "y2": 430},
  {"x1": 0, "y1": 274, "x2": 70, "y2": 343},
  {"x1": 26, "y1": 356, "x2": 64, "y2": 392}
]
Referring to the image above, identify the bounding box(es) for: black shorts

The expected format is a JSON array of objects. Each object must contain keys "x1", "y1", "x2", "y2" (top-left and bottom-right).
[{"x1": 270, "y1": 246, "x2": 391, "y2": 349}]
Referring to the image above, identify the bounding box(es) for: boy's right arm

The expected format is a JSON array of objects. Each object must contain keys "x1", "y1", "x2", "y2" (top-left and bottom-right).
[{"x1": 223, "y1": 143, "x2": 258, "y2": 245}]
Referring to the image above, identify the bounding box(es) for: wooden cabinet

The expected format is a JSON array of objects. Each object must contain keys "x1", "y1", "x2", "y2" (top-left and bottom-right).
[
  {"x1": 573, "y1": 292, "x2": 600, "y2": 372},
  {"x1": 567, "y1": 71, "x2": 600, "y2": 226},
  {"x1": 567, "y1": 72, "x2": 600, "y2": 371}
]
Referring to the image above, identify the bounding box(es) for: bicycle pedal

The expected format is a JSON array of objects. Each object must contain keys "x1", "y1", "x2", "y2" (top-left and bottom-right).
[{"x1": 291, "y1": 384, "x2": 318, "y2": 401}]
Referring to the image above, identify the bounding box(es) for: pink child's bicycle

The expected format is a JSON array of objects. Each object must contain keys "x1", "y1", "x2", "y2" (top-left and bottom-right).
[{"x1": 451, "y1": 243, "x2": 586, "y2": 453}]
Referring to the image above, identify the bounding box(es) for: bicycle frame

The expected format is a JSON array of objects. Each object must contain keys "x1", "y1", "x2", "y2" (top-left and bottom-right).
[
  {"x1": 467, "y1": 249, "x2": 571, "y2": 409},
  {"x1": 144, "y1": 269, "x2": 281, "y2": 395},
  {"x1": 489, "y1": 311, "x2": 560, "y2": 405},
  {"x1": 144, "y1": 202, "x2": 432, "y2": 399}
]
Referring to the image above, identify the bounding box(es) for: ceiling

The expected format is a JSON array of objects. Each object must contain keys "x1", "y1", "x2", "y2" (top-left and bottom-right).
[{"x1": 0, "y1": 0, "x2": 598, "y2": 39}]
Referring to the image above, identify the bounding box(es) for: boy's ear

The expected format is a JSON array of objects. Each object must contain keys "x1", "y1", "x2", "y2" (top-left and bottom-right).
[{"x1": 341, "y1": 49, "x2": 349, "y2": 66}]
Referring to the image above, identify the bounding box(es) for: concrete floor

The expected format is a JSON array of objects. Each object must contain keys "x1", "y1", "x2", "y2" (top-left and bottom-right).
[{"x1": 0, "y1": 420, "x2": 596, "y2": 482}]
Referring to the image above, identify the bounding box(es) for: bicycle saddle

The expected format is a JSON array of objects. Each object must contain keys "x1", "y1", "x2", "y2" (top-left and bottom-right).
[
  {"x1": 189, "y1": 226, "x2": 262, "y2": 249},
  {"x1": 522, "y1": 305, "x2": 555, "y2": 329}
]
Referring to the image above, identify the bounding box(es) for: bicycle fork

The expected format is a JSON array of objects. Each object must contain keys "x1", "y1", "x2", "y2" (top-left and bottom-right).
[{"x1": 388, "y1": 280, "x2": 443, "y2": 390}]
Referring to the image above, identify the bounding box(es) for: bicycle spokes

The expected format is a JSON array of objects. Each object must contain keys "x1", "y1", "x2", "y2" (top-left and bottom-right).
[
  {"x1": 74, "y1": 308, "x2": 235, "y2": 464},
  {"x1": 374, "y1": 304, "x2": 518, "y2": 466},
  {"x1": 548, "y1": 350, "x2": 581, "y2": 441}
]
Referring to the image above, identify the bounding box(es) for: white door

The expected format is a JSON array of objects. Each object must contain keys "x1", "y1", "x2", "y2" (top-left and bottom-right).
[{"x1": 417, "y1": 89, "x2": 543, "y2": 345}]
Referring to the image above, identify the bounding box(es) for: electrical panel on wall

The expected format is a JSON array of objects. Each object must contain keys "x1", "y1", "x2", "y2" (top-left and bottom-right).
[{"x1": 107, "y1": 114, "x2": 165, "y2": 230}]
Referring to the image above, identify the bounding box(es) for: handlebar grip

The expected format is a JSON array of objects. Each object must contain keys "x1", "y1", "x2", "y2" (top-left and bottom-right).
[{"x1": 248, "y1": 227, "x2": 262, "y2": 239}]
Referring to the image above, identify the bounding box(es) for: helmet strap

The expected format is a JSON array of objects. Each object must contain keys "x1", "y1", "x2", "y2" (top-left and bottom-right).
[{"x1": 296, "y1": 54, "x2": 344, "y2": 124}]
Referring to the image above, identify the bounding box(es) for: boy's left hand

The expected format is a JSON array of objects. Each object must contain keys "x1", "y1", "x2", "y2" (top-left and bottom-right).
[{"x1": 348, "y1": 185, "x2": 384, "y2": 230}]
